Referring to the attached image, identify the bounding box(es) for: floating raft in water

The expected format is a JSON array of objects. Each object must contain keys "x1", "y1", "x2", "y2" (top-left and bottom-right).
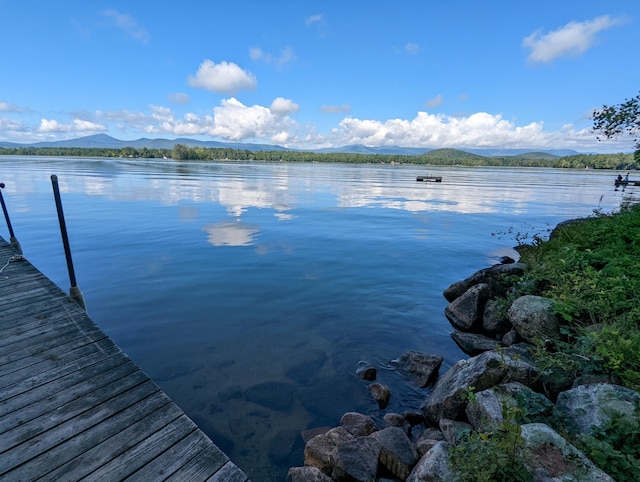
[
  {"x1": 615, "y1": 179, "x2": 640, "y2": 187},
  {"x1": 416, "y1": 176, "x2": 442, "y2": 182}
]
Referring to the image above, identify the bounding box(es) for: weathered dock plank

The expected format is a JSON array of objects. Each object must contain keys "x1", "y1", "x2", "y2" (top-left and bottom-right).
[{"x1": 0, "y1": 237, "x2": 248, "y2": 482}]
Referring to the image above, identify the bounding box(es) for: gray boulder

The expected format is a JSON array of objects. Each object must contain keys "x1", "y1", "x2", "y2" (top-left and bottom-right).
[
  {"x1": 286, "y1": 466, "x2": 333, "y2": 482},
  {"x1": 340, "y1": 412, "x2": 378, "y2": 437},
  {"x1": 438, "y1": 418, "x2": 472, "y2": 445},
  {"x1": 553, "y1": 383, "x2": 640, "y2": 436},
  {"x1": 332, "y1": 436, "x2": 381, "y2": 482},
  {"x1": 383, "y1": 413, "x2": 411, "y2": 435},
  {"x1": 370, "y1": 427, "x2": 420, "y2": 480},
  {"x1": 501, "y1": 328, "x2": 521, "y2": 346},
  {"x1": 304, "y1": 426, "x2": 353, "y2": 474},
  {"x1": 421, "y1": 349, "x2": 539, "y2": 424},
  {"x1": 356, "y1": 360, "x2": 377, "y2": 381},
  {"x1": 508, "y1": 295, "x2": 560, "y2": 343},
  {"x1": 406, "y1": 441, "x2": 456, "y2": 482},
  {"x1": 450, "y1": 330, "x2": 502, "y2": 356},
  {"x1": 415, "y1": 428, "x2": 445, "y2": 456},
  {"x1": 466, "y1": 382, "x2": 553, "y2": 432},
  {"x1": 465, "y1": 388, "x2": 506, "y2": 432},
  {"x1": 369, "y1": 382, "x2": 391, "y2": 408},
  {"x1": 521, "y1": 423, "x2": 615, "y2": 481},
  {"x1": 482, "y1": 299, "x2": 512, "y2": 334},
  {"x1": 392, "y1": 351, "x2": 443, "y2": 388},
  {"x1": 443, "y1": 262, "x2": 528, "y2": 302},
  {"x1": 445, "y1": 283, "x2": 492, "y2": 331}
]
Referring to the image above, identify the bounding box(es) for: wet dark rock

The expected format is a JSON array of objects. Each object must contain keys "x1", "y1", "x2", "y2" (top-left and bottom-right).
[
  {"x1": 450, "y1": 330, "x2": 502, "y2": 356},
  {"x1": 482, "y1": 299, "x2": 512, "y2": 335},
  {"x1": 402, "y1": 410, "x2": 425, "y2": 427},
  {"x1": 340, "y1": 412, "x2": 378, "y2": 437},
  {"x1": 244, "y1": 381, "x2": 297, "y2": 411},
  {"x1": 392, "y1": 351, "x2": 443, "y2": 388},
  {"x1": 304, "y1": 426, "x2": 354, "y2": 475},
  {"x1": 332, "y1": 436, "x2": 381, "y2": 482},
  {"x1": 498, "y1": 255, "x2": 516, "y2": 264},
  {"x1": 370, "y1": 427, "x2": 420, "y2": 480},
  {"x1": 383, "y1": 413, "x2": 411, "y2": 435},
  {"x1": 443, "y1": 262, "x2": 528, "y2": 302},
  {"x1": 508, "y1": 295, "x2": 560, "y2": 343},
  {"x1": 501, "y1": 328, "x2": 521, "y2": 346},
  {"x1": 355, "y1": 360, "x2": 377, "y2": 381},
  {"x1": 301, "y1": 427, "x2": 331, "y2": 443},
  {"x1": 414, "y1": 428, "x2": 445, "y2": 457},
  {"x1": 369, "y1": 382, "x2": 391, "y2": 409},
  {"x1": 286, "y1": 466, "x2": 333, "y2": 482},
  {"x1": 445, "y1": 283, "x2": 492, "y2": 331}
]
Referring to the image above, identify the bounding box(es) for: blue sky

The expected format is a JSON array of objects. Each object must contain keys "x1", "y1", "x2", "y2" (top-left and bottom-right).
[{"x1": 1, "y1": 1, "x2": 639, "y2": 152}]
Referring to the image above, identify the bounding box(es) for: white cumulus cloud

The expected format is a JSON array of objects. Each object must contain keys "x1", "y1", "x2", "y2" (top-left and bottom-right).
[
  {"x1": 270, "y1": 97, "x2": 300, "y2": 116},
  {"x1": 38, "y1": 118, "x2": 106, "y2": 133},
  {"x1": 207, "y1": 97, "x2": 298, "y2": 143},
  {"x1": 523, "y1": 15, "x2": 624, "y2": 64},
  {"x1": 335, "y1": 112, "x2": 547, "y2": 149},
  {"x1": 188, "y1": 60, "x2": 257, "y2": 95}
]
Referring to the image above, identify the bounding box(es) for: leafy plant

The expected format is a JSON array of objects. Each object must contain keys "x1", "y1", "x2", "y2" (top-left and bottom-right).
[
  {"x1": 515, "y1": 205, "x2": 640, "y2": 391},
  {"x1": 573, "y1": 406, "x2": 640, "y2": 482},
  {"x1": 449, "y1": 403, "x2": 533, "y2": 482}
]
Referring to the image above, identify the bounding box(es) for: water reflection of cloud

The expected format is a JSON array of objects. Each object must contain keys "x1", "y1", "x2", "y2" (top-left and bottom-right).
[
  {"x1": 3, "y1": 161, "x2": 621, "y2": 218},
  {"x1": 202, "y1": 221, "x2": 260, "y2": 246},
  {"x1": 178, "y1": 205, "x2": 199, "y2": 222}
]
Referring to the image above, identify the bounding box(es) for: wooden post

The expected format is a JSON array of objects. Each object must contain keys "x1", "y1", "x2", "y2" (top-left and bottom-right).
[
  {"x1": 51, "y1": 175, "x2": 86, "y2": 311},
  {"x1": 0, "y1": 183, "x2": 23, "y2": 254}
]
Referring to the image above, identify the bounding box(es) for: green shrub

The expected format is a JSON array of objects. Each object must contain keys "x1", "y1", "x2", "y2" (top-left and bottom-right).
[
  {"x1": 516, "y1": 206, "x2": 640, "y2": 391},
  {"x1": 449, "y1": 402, "x2": 533, "y2": 482},
  {"x1": 573, "y1": 406, "x2": 640, "y2": 482}
]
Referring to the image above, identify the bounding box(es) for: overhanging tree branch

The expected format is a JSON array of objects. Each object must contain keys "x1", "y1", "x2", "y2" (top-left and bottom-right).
[{"x1": 592, "y1": 92, "x2": 640, "y2": 163}]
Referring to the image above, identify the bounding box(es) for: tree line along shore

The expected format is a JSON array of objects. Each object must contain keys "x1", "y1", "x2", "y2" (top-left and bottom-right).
[{"x1": 0, "y1": 145, "x2": 636, "y2": 170}]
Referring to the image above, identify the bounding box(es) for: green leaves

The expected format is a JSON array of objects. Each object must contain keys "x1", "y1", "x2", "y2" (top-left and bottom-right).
[
  {"x1": 592, "y1": 92, "x2": 640, "y2": 161},
  {"x1": 448, "y1": 403, "x2": 533, "y2": 482},
  {"x1": 518, "y1": 206, "x2": 640, "y2": 391}
]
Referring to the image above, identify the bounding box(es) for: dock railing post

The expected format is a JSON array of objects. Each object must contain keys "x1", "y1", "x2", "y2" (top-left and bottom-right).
[
  {"x1": 50, "y1": 175, "x2": 86, "y2": 312},
  {"x1": 0, "y1": 183, "x2": 23, "y2": 255}
]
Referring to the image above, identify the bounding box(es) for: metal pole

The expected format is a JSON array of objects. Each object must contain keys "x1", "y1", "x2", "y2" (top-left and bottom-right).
[
  {"x1": 0, "y1": 183, "x2": 23, "y2": 254},
  {"x1": 51, "y1": 175, "x2": 86, "y2": 311}
]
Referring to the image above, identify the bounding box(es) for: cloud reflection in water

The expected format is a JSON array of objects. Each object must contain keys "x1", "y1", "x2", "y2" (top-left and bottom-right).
[{"x1": 202, "y1": 221, "x2": 260, "y2": 246}]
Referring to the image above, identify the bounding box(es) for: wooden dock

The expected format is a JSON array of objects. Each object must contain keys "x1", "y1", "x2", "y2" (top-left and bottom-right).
[{"x1": 0, "y1": 237, "x2": 249, "y2": 481}]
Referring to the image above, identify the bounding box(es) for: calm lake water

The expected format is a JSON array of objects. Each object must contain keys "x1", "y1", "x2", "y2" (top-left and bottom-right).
[{"x1": 0, "y1": 157, "x2": 628, "y2": 480}]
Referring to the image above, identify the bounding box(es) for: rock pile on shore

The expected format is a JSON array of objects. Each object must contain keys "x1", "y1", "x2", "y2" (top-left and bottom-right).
[{"x1": 286, "y1": 256, "x2": 640, "y2": 481}]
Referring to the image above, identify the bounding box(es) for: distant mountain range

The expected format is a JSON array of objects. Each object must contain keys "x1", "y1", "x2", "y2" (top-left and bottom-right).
[{"x1": 0, "y1": 133, "x2": 580, "y2": 157}]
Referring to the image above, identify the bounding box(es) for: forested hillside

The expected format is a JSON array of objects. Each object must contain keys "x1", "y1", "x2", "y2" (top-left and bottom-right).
[{"x1": 0, "y1": 145, "x2": 635, "y2": 170}]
